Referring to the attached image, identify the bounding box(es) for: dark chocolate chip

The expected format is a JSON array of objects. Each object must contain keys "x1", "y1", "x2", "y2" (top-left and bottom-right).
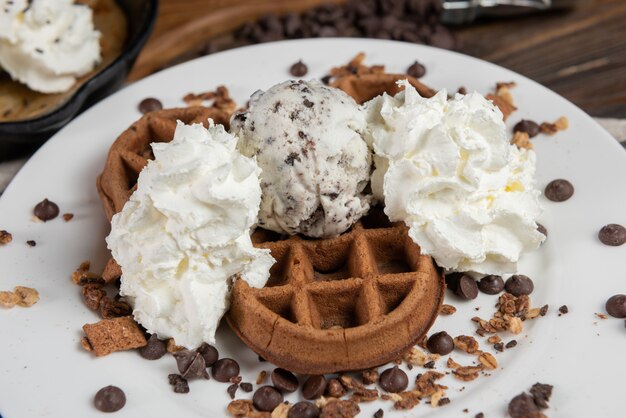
[
  {"x1": 253, "y1": 386, "x2": 284, "y2": 412},
  {"x1": 94, "y1": 385, "x2": 126, "y2": 412},
  {"x1": 374, "y1": 409, "x2": 384, "y2": 418},
  {"x1": 174, "y1": 350, "x2": 209, "y2": 379},
  {"x1": 212, "y1": 358, "x2": 240, "y2": 382},
  {"x1": 407, "y1": 60, "x2": 426, "y2": 78},
  {"x1": 558, "y1": 305, "x2": 569, "y2": 315},
  {"x1": 138, "y1": 98, "x2": 163, "y2": 114},
  {"x1": 139, "y1": 334, "x2": 167, "y2": 360},
  {"x1": 530, "y1": 382, "x2": 553, "y2": 409},
  {"x1": 475, "y1": 413, "x2": 484, "y2": 418},
  {"x1": 456, "y1": 275, "x2": 479, "y2": 300},
  {"x1": 271, "y1": 368, "x2": 299, "y2": 393},
  {"x1": 33, "y1": 198, "x2": 59, "y2": 221},
  {"x1": 598, "y1": 224, "x2": 626, "y2": 246},
  {"x1": 427, "y1": 331, "x2": 454, "y2": 355},
  {"x1": 513, "y1": 119, "x2": 540, "y2": 138},
  {"x1": 288, "y1": 401, "x2": 320, "y2": 418},
  {"x1": 290, "y1": 60, "x2": 308, "y2": 77},
  {"x1": 168, "y1": 374, "x2": 189, "y2": 393},
  {"x1": 505, "y1": 275, "x2": 534, "y2": 296},
  {"x1": 378, "y1": 366, "x2": 408, "y2": 393},
  {"x1": 478, "y1": 275, "x2": 504, "y2": 295},
  {"x1": 537, "y1": 223, "x2": 547, "y2": 239},
  {"x1": 302, "y1": 375, "x2": 327, "y2": 400},
  {"x1": 508, "y1": 393, "x2": 539, "y2": 418},
  {"x1": 457, "y1": 87, "x2": 467, "y2": 95},
  {"x1": 26, "y1": 240, "x2": 36, "y2": 247},
  {"x1": 505, "y1": 340, "x2": 517, "y2": 349},
  {"x1": 196, "y1": 342, "x2": 218, "y2": 366},
  {"x1": 544, "y1": 179, "x2": 574, "y2": 202},
  {"x1": 240, "y1": 382, "x2": 253, "y2": 392},
  {"x1": 605, "y1": 294, "x2": 626, "y2": 318},
  {"x1": 227, "y1": 383, "x2": 239, "y2": 399}
]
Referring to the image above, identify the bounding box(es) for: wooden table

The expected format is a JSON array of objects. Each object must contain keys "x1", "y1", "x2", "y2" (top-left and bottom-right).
[{"x1": 129, "y1": 0, "x2": 619, "y2": 119}]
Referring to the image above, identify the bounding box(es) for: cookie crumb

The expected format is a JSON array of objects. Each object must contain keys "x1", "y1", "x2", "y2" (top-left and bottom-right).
[
  {"x1": 0, "y1": 230, "x2": 12, "y2": 245},
  {"x1": 62, "y1": 213, "x2": 74, "y2": 222}
]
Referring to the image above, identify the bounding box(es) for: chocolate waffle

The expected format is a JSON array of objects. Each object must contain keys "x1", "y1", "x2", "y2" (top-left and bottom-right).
[
  {"x1": 97, "y1": 106, "x2": 230, "y2": 221},
  {"x1": 226, "y1": 209, "x2": 444, "y2": 375}
]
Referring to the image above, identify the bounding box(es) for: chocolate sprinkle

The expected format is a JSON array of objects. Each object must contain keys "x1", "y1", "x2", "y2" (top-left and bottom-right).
[{"x1": 94, "y1": 385, "x2": 126, "y2": 412}]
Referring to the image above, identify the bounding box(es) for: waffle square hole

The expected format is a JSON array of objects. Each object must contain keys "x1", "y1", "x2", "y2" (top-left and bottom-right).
[
  {"x1": 257, "y1": 290, "x2": 297, "y2": 323},
  {"x1": 359, "y1": 207, "x2": 393, "y2": 229},
  {"x1": 368, "y1": 235, "x2": 417, "y2": 275},
  {"x1": 263, "y1": 246, "x2": 292, "y2": 287},
  {"x1": 305, "y1": 241, "x2": 354, "y2": 282},
  {"x1": 377, "y1": 276, "x2": 415, "y2": 314},
  {"x1": 308, "y1": 284, "x2": 364, "y2": 329}
]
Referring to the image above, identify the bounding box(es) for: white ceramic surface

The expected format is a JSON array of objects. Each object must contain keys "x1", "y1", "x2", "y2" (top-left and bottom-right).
[{"x1": 1, "y1": 39, "x2": 625, "y2": 418}]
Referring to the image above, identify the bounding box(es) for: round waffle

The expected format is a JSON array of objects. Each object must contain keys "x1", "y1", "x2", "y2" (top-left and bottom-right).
[{"x1": 227, "y1": 209, "x2": 444, "y2": 374}]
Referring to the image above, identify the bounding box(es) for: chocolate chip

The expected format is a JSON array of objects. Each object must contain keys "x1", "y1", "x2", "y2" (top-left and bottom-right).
[
  {"x1": 505, "y1": 275, "x2": 534, "y2": 296},
  {"x1": 508, "y1": 393, "x2": 539, "y2": 418},
  {"x1": 378, "y1": 366, "x2": 408, "y2": 393},
  {"x1": 513, "y1": 119, "x2": 540, "y2": 138},
  {"x1": 33, "y1": 198, "x2": 59, "y2": 221},
  {"x1": 288, "y1": 401, "x2": 320, "y2": 418},
  {"x1": 26, "y1": 240, "x2": 36, "y2": 247},
  {"x1": 174, "y1": 350, "x2": 209, "y2": 379},
  {"x1": 505, "y1": 340, "x2": 517, "y2": 349},
  {"x1": 271, "y1": 368, "x2": 299, "y2": 393},
  {"x1": 427, "y1": 331, "x2": 454, "y2": 355},
  {"x1": 598, "y1": 224, "x2": 626, "y2": 246},
  {"x1": 196, "y1": 342, "x2": 218, "y2": 366},
  {"x1": 478, "y1": 275, "x2": 504, "y2": 295},
  {"x1": 374, "y1": 409, "x2": 384, "y2": 418},
  {"x1": 227, "y1": 383, "x2": 239, "y2": 399},
  {"x1": 407, "y1": 60, "x2": 426, "y2": 78},
  {"x1": 537, "y1": 223, "x2": 547, "y2": 239},
  {"x1": 94, "y1": 385, "x2": 126, "y2": 412},
  {"x1": 290, "y1": 60, "x2": 308, "y2": 77},
  {"x1": 558, "y1": 305, "x2": 569, "y2": 315},
  {"x1": 138, "y1": 97, "x2": 163, "y2": 114},
  {"x1": 457, "y1": 87, "x2": 467, "y2": 95},
  {"x1": 530, "y1": 382, "x2": 553, "y2": 409},
  {"x1": 302, "y1": 375, "x2": 327, "y2": 400},
  {"x1": 475, "y1": 414, "x2": 484, "y2": 418},
  {"x1": 139, "y1": 334, "x2": 167, "y2": 360},
  {"x1": 605, "y1": 294, "x2": 626, "y2": 318},
  {"x1": 453, "y1": 274, "x2": 478, "y2": 300},
  {"x1": 168, "y1": 374, "x2": 189, "y2": 393},
  {"x1": 212, "y1": 358, "x2": 240, "y2": 382},
  {"x1": 544, "y1": 179, "x2": 574, "y2": 202},
  {"x1": 253, "y1": 386, "x2": 283, "y2": 412},
  {"x1": 240, "y1": 382, "x2": 253, "y2": 392}
]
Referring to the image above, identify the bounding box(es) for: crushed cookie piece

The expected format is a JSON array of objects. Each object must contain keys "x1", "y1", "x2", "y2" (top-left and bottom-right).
[
  {"x1": 256, "y1": 370, "x2": 268, "y2": 385},
  {"x1": 454, "y1": 335, "x2": 479, "y2": 354},
  {"x1": 0, "y1": 230, "x2": 12, "y2": 245},
  {"x1": 511, "y1": 131, "x2": 532, "y2": 150},
  {"x1": 99, "y1": 297, "x2": 132, "y2": 319},
  {"x1": 82, "y1": 284, "x2": 106, "y2": 310},
  {"x1": 440, "y1": 304, "x2": 456, "y2": 315},
  {"x1": 414, "y1": 371, "x2": 446, "y2": 397},
  {"x1": 540, "y1": 117, "x2": 569, "y2": 135},
  {"x1": 102, "y1": 258, "x2": 122, "y2": 284},
  {"x1": 82, "y1": 316, "x2": 147, "y2": 356},
  {"x1": 320, "y1": 399, "x2": 360, "y2": 418},
  {"x1": 80, "y1": 336, "x2": 93, "y2": 351},
  {"x1": 183, "y1": 86, "x2": 237, "y2": 115},
  {"x1": 62, "y1": 213, "x2": 74, "y2": 222},
  {"x1": 478, "y1": 352, "x2": 498, "y2": 370}
]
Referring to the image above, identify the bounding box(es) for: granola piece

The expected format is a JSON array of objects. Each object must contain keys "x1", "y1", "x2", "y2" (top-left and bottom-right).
[
  {"x1": 99, "y1": 297, "x2": 132, "y2": 319},
  {"x1": 340, "y1": 374, "x2": 378, "y2": 401},
  {"x1": 102, "y1": 258, "x2": 122, "y2": 284},
  {"x1": 430, "y1": 389, "x2": 445, "y2": 407},
  {"x1": 227, "y1": 399, "x2": 271, "y2": 418},
  {"x1": 540, "y1": 116, "x2": 569, "y2": 135},
  {"x1": 478, "y1": 352, "x2": 498, "y2": 370},
  {"x1": 452, "y1": 366, "x2": 484, "y2": 382},
  {"x1": 508, "y1": 317, "x2": 523, "y2": 334},
  {"x1": 183, "y1": 85, "x2": 237, "y2": 115},
  {"x1": 389, "y1": 391, "x2": 421, "y2": 410},
  {"x1": 487, "y1": 335, "x2": 502, "y2": 344},
  {"x1": 0, "y1": 230, "x2": 12, "y2": 245},
  {"x1": 446, "y1": 357, "x2": 461, "y2": 370},
  {"x1": 256, "y1": 370, "x2": 268, "y2": 385},
  {"x1": 414, "y1": 371, "x2": 446, "y2": 397},
  {"x1": 271, "y1": 402, "x2": 290, "y2": 418},
  {"x1": 62, "y1": 213, "x2": 74, "y2": 222},
  {"x1": 71, "y1": 260, "x2": 101, "y2": 285},
  {"x1": 440, "y1": 304, "x2": 456, "y2": 315},
  {"x1": 82, "y1": 284, "x2": 107, "y2": 311},
  {"x1": 320, "y1": 399, "x2": 360, "y2": 418},
  {"x1": 0, "y1": 291, "x2": 20, "y2": 308},
  {"x1": 326, "y1": 379, "x2": 346, "y2": 398},
  {"x1": 14, "y1": 286, "x2": 39, "y2": 307},
  {"x1": 361, "y1": 368, "x2": 379, "y2": 385},
  {"x1": 402, "y1": 347, "x2": 438, "y2": 367},
  {"x1": 454, "y1": 335, "x2": 479, "y2": 354},
  {"x1": 512, "y1": 131, "x2": 532, "y2": 150},
  {"x1": 82, "y1": 316, "x2": 147, "y2": 356}
]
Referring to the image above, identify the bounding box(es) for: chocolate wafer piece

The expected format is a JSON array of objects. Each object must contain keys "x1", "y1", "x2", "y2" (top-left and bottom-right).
[{"x1": 82, "y1": 316, "x2": 147, "y2": 356}]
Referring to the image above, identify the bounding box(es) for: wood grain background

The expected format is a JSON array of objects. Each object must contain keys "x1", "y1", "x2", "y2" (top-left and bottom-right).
[{"x1": 130, "y1": 0, "x2": 626, "y2": 117}]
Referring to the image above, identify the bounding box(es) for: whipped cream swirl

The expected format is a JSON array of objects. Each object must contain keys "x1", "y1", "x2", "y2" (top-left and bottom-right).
[
  {"x1": 364, "y1": 82, "x2": 544, "y2": 274},
  {"x1": 107, "y1": 121, "x2": 274, "y2": 348},
  {"x1": 0, "y1": 0, "x2": 101, "y2": 93}
]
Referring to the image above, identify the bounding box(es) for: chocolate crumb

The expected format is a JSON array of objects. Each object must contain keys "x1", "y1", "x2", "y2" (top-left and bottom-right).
[
  {"x1": 168, "y1": 374, "x2": 190, "y2": 393},
  {"x1": 438, "y1": 397, "x2": 451, "y2": 406},
  {"x1": 539, "y1": 304, "x2": 549, "y2": 316},
  {"x1": 558, "y1": 305, "x2": 569, "y2": 315},
  {"x1": 240, "y1": 382, "x2": 253, "y2": 392},
  {"x1": 374, "y1": 408, "x2": 384, "y2": 418},
  {"x1": 530, "y1": 383, "x2": 553, "y2": 409},
  {"x1": 493, "y1": 342, "x2": 504, "y2": 352},
  {"x1": 26, "y1": 240, "x2": 36, "y2": 247},
  {"x1": 227, "y1": 383, "x2": 239, "y2": 399},
  {"x1": 508, "y1": 393, "x2": 539, "y2": 418},
  {"x1": 505, "y1": 340, "x2": 518, "y2": 349},
  {"x1": 475, "y1": 414, "x2": 484, "y2": 418}
]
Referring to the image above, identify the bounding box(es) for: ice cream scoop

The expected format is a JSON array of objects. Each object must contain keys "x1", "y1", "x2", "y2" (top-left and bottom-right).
[
  {"x1": 231, "y1": 80, "x2": 371, "y2": 238},
  {"x1": 364, "y1": 81, "x2": 544, "y2": 274},
  {"x1": 106, "y1": 120, "x2": 274, "y2": 348}
]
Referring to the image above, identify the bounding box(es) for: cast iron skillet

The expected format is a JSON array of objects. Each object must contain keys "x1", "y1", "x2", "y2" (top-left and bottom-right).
[{"x1": 0, "y1": 0, "x2": 159, "y2": 159}]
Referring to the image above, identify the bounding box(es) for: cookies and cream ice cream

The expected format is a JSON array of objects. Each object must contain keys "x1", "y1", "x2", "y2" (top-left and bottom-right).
[
  {"x1": 231, "y1": 80, "x2": 371, "y2": 238},
  {"x1": 106, "y1": 120, "x2": 274, "y2": 348},
  {"x1": 364, "y1": 82, "x2": 544, "y2": 274},
  {"x1": 0, "y1": 0, "x2": 102, "y2": 93}
]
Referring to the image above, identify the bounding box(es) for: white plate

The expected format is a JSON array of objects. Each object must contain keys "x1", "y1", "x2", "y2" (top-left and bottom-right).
[{"x1": 1, "y1": 39, "x2": 625, "y2": 418}]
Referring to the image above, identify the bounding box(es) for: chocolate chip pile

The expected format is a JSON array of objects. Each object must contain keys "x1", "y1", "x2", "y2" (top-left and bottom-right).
[{"x1": 234, "y1": 0, "x2": 455, "y2": 50}]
